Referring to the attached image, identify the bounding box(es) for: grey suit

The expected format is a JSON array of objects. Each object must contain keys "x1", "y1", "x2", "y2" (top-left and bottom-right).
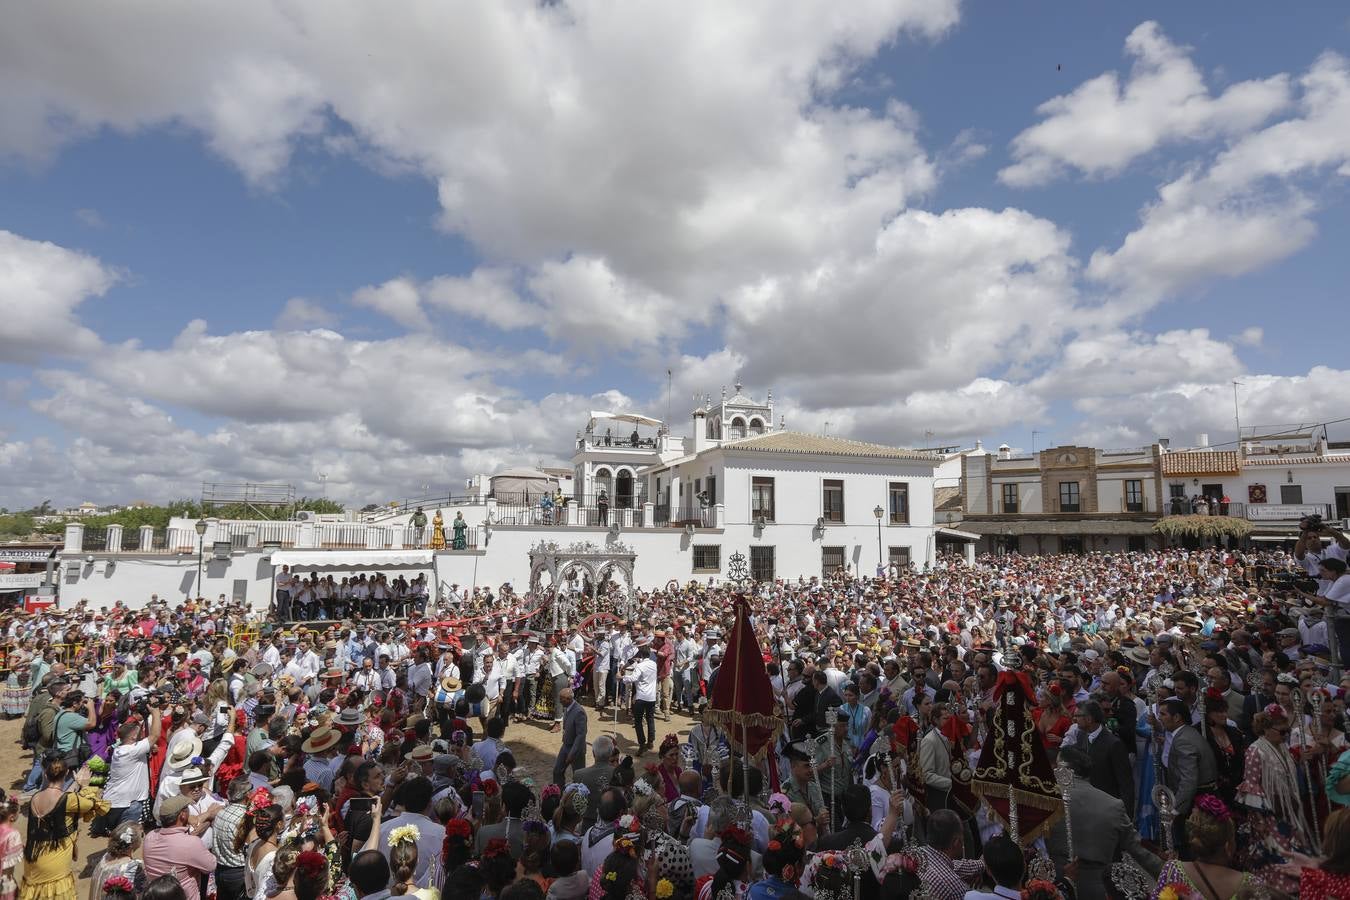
[
  {"x1": 1160, "y1": 724, "x2": 1216, "y2": 816},
  {"x1": 1047, "y1": 774, "x2": 1162, "y2": 900},
  {"x1": 570, "y1": 762, "x2": 614, "y2": 826},
  {"x1": 553, "y1": 700, "x2": 588, "y2": 785},
  {"x1": 474, "y1": 817, "x2": 525, "y2": 858}
]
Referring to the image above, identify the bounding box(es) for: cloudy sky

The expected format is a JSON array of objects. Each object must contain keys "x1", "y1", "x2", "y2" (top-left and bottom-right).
[{"x1": 3, "y1": 2, "x2": 1350, "y2": 508}]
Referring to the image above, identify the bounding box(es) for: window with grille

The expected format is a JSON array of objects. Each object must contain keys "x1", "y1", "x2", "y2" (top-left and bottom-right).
[
  {"x1": 889, "y1": 482, "x2": 909, "y2": 524},
  {"x1": 823, "y1": 479, "x2": 845, "y2": 523},
  {"x1": 1001, "y1": 483, "x2": 1018, "y2": 514},
  {"x1": 1059, "y1": 481, "x2": 1080, "y2": 512},
  {"x1": 752, "y1": 477, "x2": 775, "y2": 522},
  {"x1": 751, "y1": 546, "x2": 775, "y2": 582},
  {"x1": 888, "y1": 546, "x2": 911, "y2": 568},
  {"x1": 822, "y1": 546, "x2": 846, "y2": 578},
  {"x1": 1125, "y1": 480, "x2": 1144, "y2": 512},
  {"x1": 692, "y1": 545, "x2": 721, "y2": 573}
]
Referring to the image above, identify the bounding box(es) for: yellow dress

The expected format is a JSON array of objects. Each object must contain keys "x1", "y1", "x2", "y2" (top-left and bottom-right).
[
  {"x1": 20, "y1": 788, "x2": 109, "y2": 900},
  {"x1": 429, "y1": 512, "x2": 447, "y2": 550}
]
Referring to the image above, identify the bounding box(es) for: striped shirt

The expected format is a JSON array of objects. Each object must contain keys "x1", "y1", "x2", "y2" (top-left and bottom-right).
[{"x1": 303, "y1": 755, "x2": 338, "y2": 793}]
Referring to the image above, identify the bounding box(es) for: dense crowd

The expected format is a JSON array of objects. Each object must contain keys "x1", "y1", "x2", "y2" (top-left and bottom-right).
[{"x1": 4, "y1": 529, "x2": 1350, "y2": 900}]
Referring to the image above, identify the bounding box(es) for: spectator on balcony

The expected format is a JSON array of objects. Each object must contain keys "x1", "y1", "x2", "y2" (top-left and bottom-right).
[
  {"x1": 604, "y1": 427, "x2": 612, "y2": 447},
  {"x1": 411, "y1": 507, "x2": 427, "y2": 549},
  {"x1": 630, "y1": 428, "x2": 640, "y2": 447},
  {"x1": 1220, "y1": 494, "x2": 1231, "y2": 516},
  {"x1": 597, "y1": 490, "x2": 609, "y2": 526},
  {"x1": 452, "y1": 511, "x2": 468, "y2": 550}
]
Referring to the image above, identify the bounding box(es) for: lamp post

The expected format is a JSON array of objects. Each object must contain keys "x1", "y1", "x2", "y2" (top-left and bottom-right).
[
  {"x1": 194, "y1": 517, "x2": 208, "y2": 599},
  {"x1": 873, "y1": 504, "x2": 884, "y2": 576}
]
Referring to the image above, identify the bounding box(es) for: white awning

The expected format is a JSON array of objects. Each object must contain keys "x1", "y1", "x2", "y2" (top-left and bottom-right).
[
  {"x1": 267, "y1": 549, "x2": 435, "y2": 568},
  {"x1": 588, "y1": 411, "x2": 664, "y2": 429},
  {"x1": 1250, "y1": 535, "x2": 1297, "y2": 542},
  {"x1": 936, "y1": 527, "x2": 981, "y2": 542}
]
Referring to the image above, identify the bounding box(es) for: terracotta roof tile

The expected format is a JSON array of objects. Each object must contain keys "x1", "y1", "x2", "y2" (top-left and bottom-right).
[{"x1": 1160, "y1": 450, "x2": 1240, "y2": 476}]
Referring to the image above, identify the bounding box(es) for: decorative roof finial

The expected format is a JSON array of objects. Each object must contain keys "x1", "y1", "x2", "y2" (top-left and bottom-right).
[
  {"x1": 767, "y1": 388, "x2": 773, "y2": 404},
  {"x1": 734, "y1": 380, "x2": 743, "y2": 395},
  {"x1": 721, "y1": 385, "x2": 727, "y2": 402}
]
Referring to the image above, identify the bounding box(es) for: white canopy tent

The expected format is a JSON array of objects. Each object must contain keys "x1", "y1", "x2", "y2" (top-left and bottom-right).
[
  {"x1": 489, "y1": 468, "x2": 559, "y2": 502},
  {"x1": 268, "y1": 549, "x2": 435, "y2": 568},
  {"x1": 586, "y1": 411, "x2": 664, "y2": 431}
]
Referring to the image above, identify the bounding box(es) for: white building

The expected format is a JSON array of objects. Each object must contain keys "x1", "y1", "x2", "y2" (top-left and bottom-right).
[{"x1": 54, "y1": 387, "x2": 944, "y2": 610}]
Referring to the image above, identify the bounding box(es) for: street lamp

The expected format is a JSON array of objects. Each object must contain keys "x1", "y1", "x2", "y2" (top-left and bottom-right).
[
  {"x1": 873, "y1": 504, "x2": 884, "y2": 576},
  {"x1": 194, "y1": 518, "x2": 208, "y2": 599}
]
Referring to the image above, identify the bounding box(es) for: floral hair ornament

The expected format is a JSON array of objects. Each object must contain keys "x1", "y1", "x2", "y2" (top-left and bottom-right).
[
  {"x1": 655, "y1": 878, "x2": 674, "y2": 899},
  {"x1": 541, "y1": 783, "x2": 562, "y2": 803},
  {"x1": 1021, "y1": 879, "x2": 1063, "y2": 900},
  {"x1": 567, "y1": 784, "x2": 590, "y2": 816},
  {"x1": 1194, "y1": 793, "x2": 1232, "y2": 822},
  {"x1": 388, "y1": 824, "x2": 421, "y2": 848},
  {"x1": 766, "y1": 793, "x2": 791, "y2": 818},
  {"x1": 617, "y1": 813, "x2": 641, "y2": 833},
  {"x1": 295, "y1": 851, "x2": 327, "y2": 881},
  {"x1": 482, "y1": 837, "x2": 512, "y2": 860},
  {"x1": 102, "y1": 876, "x2": 136, "y2": 894},
  {"x1": 633, "y1": 777, "x2": 655, "y2": 797},
  {"x1": 613, "y1": 834, "x2": 640, "y2": 858},
  {"x1": 445, "y1": 818, "x2": 473, "y2": 840},
  {"x1": 1263, "y1": 703, "x2": 1287, "y2": 720},
  {"x1": 248, "y1": 787, "x2": 273, "y2": 813}
]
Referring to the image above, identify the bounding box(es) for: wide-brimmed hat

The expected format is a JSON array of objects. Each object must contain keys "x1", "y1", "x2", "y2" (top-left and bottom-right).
[
  {"x1": 301, "y1": 726, "x2": 342, "y2": 754},
  {"x1": 178, "y1": 766, "x2": 209, "y2": 786},
  {"x1": 334, "y1": 707, "x2": 367, "y2": 728},
  {"x1": 166, "y1": 736, "x2": 203, "y2": 770},
  {"x1": 405, "y1": 745, "x2": 435, "y2": 765},
  {"x1": 440, "y1": 672, "x2": 462, "y2": 692}
]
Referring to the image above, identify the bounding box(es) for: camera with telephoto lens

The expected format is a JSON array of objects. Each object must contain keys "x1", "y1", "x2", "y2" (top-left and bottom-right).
[{"x1": 1300, "y1": 513, "x2": 1325, "y2": 533}]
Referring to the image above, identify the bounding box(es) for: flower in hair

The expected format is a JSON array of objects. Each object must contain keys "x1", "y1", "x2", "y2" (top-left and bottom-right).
[
  {"x1": 295, "y1": 851, "x2": 327, "y2": 881},
  {"x1": 248, "y1": 787, "x2": 273, "y2": 813},
  {"x1": 1195, "y1": 793, "x2": 1232, "y2": 822},
  {"x1": 655, "y1": 879, "x2": 674, "y2": 899},
  {"x1": 1263, "y1": 703, "x2": 1287, "y2": 720},
  {"x1": 617, "y1": 813, "x2": 641, "y2": 833},
  {"x1": 102, "y1": 876, "x2": 136, "y2": 894},
  {"x1": 613, "y1": 835, "x2": 639, "y2": 858},
  {"x1": 445, "y1": 818, "x2": 473, "y2": 840},
  {"x1": 541, "y1": 783, "x2": 561, "y2": 802},
  {"x1": 482, "y1": 837, "x2": 511, "y2": 860},
  {"x1": 481, "y1": 778, "x2": 499, "y2": 798},
  {"x1": 388, "y1": 824, "x2": 420, "y2": 848},
  {"x1": 604, "y1": 872, "x2": 618, "y2": 883}
]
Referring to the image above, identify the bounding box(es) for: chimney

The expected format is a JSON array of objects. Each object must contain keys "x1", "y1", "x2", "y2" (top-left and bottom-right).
[
  {"x1": 998, "y1": 443, "x2": 1012, "y2": 460},
  {"x1": 1158, "y1": 437, "x2": 1170, "y2": 450},
  {"x1": 1198, "y1": 433, "x2": 1209, "y2": 448},
  {"x1": 974, "y1": 439, "x2": 984, "y2": 452},
  {"x1": 692, "y1": 406, "x2": 707, "y2": 453}
]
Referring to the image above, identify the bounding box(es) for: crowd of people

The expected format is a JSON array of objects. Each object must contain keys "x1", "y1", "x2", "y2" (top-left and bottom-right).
[{"x1": 4, "y1": 529, "x2": 1350, "y2": 900}]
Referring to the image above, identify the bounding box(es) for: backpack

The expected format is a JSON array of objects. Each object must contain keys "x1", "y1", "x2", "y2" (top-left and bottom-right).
[{"x1": 21, "y1": 705, "x2": 46, "y2": 747}]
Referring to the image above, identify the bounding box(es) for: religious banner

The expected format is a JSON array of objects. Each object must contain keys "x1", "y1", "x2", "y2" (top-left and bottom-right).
[
  {"x1": 971, "y1": 670, "x2": 1064, "y2": 845},
  {"x1": 705, "y1": 594, "x2": 782, "y2": 761},
  {"x1": 1248, "y1": 483, "x2": 1267, "y2": 504}
]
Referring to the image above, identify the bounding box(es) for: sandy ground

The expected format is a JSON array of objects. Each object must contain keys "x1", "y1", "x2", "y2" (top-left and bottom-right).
[{"x1": 4, "y1": 700, "x2": 696, "y2": 896}]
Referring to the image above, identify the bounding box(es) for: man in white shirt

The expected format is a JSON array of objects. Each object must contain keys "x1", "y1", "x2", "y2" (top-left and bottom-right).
[
  {"x1": 93, "y1": 707, "x2": 163, "y2": 836},
  {"x1": 262, "y1": 636, "x2": 283, "y2": 673},
  {"x1": 546, "y1": 634, "x2": 575, "y2": 730},
  {"x1": 592, "y1": 628, "x2": 611, "y2": 711},
  {"x1": 675, "y1": 627, "x2": 699, "y2": 711},
  {"x1": 622, "y1": 637, "x2": 659, "y2": 754}
]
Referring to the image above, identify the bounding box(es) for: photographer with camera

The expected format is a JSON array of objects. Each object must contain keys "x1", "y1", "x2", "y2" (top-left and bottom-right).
[{"x1": 1295, "y1": 514, "x2": 1350, "y2": 593}]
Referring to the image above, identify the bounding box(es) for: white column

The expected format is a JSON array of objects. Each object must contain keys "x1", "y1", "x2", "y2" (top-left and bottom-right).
[
  {"x1": 297, "y1": 520, "x2": 318, "y2": 549},
  {"x1": 642, "y1": 502, "x2": 654, "y2": 528},
  {"x1": 64, "y1": 523, "x2": 84, "y2": 552},
  {"x1": 714, "y1": 503, "x2": 726, "y2": 528},
  {"x1": 106, "y1": 524, "x2": 123, "y2": 553},
  {"x1": 365, "y1": 525, "x2": 383, "y2": 549},
  {"x1": 139, "y1": 525, "x2": 155, "y2": 550}
]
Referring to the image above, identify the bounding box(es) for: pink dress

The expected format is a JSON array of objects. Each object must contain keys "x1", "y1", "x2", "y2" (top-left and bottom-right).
[{"x1": 0, "y1": 821, "x2": 22, "y2": 900}]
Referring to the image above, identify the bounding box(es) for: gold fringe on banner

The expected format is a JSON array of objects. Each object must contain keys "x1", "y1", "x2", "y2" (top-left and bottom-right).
[{"x1": 702, "y1": 710, "x2": 785, "y2": 761}]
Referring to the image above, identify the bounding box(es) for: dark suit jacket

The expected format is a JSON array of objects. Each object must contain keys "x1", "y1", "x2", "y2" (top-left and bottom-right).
[
  {"x1": 816, "y1": 823, "x2": 880, "y2": 900},
  {"x1": 571, "y1": 762, "x2": 614, "y2": 825},
  {"x1": 1109, "y1": 694, "x2": 1137, "y2": 749},
  {"x1": 791, "y1": 682, "x2": 818, "y2": 740},
  {"x1": 555, "y1": 701, "x2": 588, "y2": 771},
  {"x1": 475, "y1": 818, "x2": 524, "y2": 857},
  {"x1": 1074, "y1": 728, "x2": 1134, "y2": 809},
  {"x1": 814, "y1": 686, "x2": 842, "y2": 734}
]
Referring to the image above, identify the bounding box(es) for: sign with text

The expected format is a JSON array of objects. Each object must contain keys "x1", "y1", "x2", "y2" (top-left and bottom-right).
[{"x1": 0, "y1": 573, "x2": 45, "y2": 590}]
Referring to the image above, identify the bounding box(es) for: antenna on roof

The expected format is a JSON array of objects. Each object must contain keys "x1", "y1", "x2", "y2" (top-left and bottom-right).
[{"x1": 824, "y1": 421, "x2": 831, "y2": 436}]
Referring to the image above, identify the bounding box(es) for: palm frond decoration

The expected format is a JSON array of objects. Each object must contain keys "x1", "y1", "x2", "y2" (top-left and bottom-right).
[{"x1": 1152, "y1": 515, "x2": 1254, "y2": 540}]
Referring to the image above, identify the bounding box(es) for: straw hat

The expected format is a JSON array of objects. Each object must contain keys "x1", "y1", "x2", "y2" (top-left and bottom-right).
[
  {"x1": 301, "y1": 726, "x2": 342, "y2": 754},
  {"x1": 166, "y1": 736, "x2": 203, "y2": 770}
]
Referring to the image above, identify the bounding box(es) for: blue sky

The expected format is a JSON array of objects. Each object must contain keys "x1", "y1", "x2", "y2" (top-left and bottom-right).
[{"x1": 2, "y1": 2, "x2": 1349, "y2": 506}]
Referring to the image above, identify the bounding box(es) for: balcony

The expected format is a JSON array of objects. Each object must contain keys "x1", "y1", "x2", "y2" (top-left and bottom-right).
[{"x1": 1162, "y1": 499, "x2": 1247, "y2": 518}]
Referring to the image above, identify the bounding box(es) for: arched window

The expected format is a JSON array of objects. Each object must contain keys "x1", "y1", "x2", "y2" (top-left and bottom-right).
[
  {"x1": 729, "y1": 417, "x2": 746, "y2": 440},
  {"x1": 748, "y1": 417, "x2": 764, "y2": 435}
]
